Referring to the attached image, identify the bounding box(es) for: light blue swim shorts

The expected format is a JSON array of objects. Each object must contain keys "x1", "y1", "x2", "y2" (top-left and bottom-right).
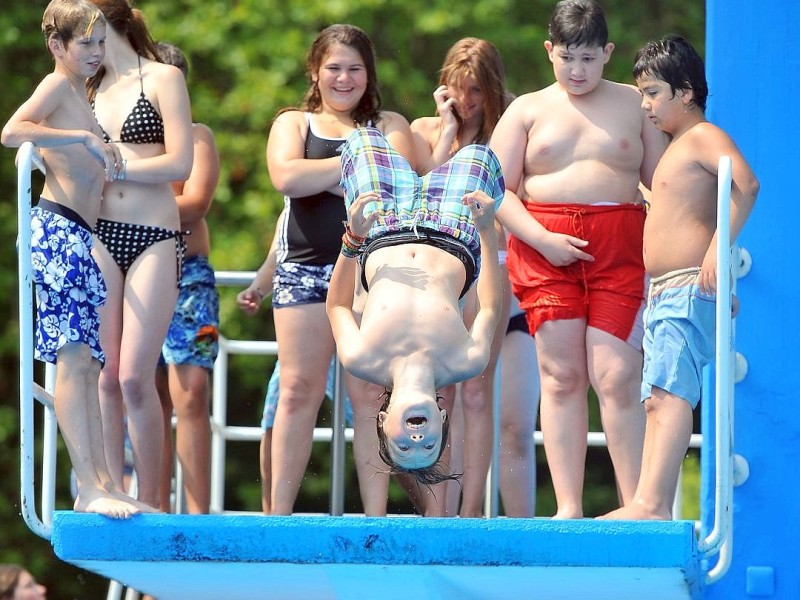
[{"x1": 641, "y1": 268, "x2": 716, "y2": 408}]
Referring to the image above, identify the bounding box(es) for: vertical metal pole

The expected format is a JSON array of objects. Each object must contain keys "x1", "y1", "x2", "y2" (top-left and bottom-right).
[
  {"x1": 210, "y1": 339, "x2": 229, "y2": 513},
  {"x1": 329, "y1": 358, "x2": 346, "y2": 515},
  {"x1": 484, "y1": 360, "x2": 502, "y2": 518},
  {"x1": 700, "y1": 155, "x2": 734, "y2": 564},
  {"x1": 17, "y1": 142, "x2": 50, "y2": 539}
]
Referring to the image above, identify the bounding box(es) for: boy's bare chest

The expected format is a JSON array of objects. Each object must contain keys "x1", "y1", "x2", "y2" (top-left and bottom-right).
[{"x1": 527, "y1": 108, "x2": 641, "y2": 169}]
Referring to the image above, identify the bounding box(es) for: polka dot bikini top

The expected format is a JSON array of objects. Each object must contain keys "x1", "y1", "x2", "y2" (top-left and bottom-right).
[{"x1": 95, "y1": 55, "x2": 165, "y2": 145}]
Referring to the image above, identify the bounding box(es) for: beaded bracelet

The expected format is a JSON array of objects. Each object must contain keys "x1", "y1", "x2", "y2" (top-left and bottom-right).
[
  {"x1": 342, "y1": 221, "x2": 366, "y2": 244},
  {"x1": 341, "y1": 233, "x2": 362, "y2": 259}
]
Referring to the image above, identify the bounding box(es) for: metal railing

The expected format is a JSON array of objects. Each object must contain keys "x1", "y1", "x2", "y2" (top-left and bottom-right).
[
  {"x1": 17, "y1": 142, "x2": 55, "y2": 540},
  {"x1": 699, "y1": 155, "x2": 737, "y2": 583}
]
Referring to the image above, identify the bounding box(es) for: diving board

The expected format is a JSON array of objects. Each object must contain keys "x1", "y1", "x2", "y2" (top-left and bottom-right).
[{"x1": 52, "y1": 512, "x2": 701, "y2": 600}]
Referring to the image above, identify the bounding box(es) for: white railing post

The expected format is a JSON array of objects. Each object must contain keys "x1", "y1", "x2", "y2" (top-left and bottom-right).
[
  {"x1": 329, "y1": 359, "x2": 347, "y2": 516},
  {"x1": 699, "y1": 156, "x2": 735, "y2": 580},
  {"x1": 17, "y1": 142, "x2": 51, "y2": 540},
  {"x1": 210, "y1": 336, "x2": 230, "y2": 513}
]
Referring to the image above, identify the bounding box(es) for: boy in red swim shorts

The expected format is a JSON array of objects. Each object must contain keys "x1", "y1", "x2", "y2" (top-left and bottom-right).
[{"x1": 490, "y1": 0, "x2": 668, "y2": 518}]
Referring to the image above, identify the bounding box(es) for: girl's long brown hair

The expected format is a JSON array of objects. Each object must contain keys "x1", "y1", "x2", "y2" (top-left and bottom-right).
[
  {"x1": 86, "y1": 0, "x2": 161, "y2": 100},
  {"x1": 438, "y1": 37, "x2": 510, "y2": 145}
]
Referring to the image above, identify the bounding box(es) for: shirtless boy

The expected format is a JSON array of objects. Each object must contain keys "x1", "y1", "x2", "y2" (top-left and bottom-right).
[
  {"x1": 326, "y1": 126, "x2": 504, "y2": 485},
  {"x1": 601, "y1": 35, "x2": 758, "y2": 520},
  {"x1": 2, "y1": 0, "x2": 149, "y2": 518},
  {"x1": 490, "y1": 0, "x2": 668, "y2": 517}
]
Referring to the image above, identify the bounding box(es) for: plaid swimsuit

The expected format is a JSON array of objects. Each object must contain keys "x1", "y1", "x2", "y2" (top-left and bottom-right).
[{"x1": 340, "y1": 126, "x2": 505, "y2": 295}]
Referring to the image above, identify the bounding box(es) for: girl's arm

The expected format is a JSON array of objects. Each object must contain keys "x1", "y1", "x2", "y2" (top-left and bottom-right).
[
  {"x1": 266, "y1": 111, "x2": 342, "y2": 197},
  {"x1": 123, "y1": 64, "x2": 193, "y2": 183}
]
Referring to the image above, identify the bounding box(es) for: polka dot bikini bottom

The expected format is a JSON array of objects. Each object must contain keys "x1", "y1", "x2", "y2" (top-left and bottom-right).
[{"x1": 94, "y1": 218, "x2": 187, "y2": 285}]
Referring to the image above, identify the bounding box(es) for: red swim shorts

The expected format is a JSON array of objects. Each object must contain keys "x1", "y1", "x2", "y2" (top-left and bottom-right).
[{"x1": 507, "y1": 202, "x2": 646, "y2": 349}]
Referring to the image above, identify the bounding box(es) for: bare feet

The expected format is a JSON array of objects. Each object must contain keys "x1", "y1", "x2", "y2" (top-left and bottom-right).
[
  {"x1": 597, "y1": 504, "x2": 670, "y2": 521},
  {"x1": 74, "y1": 488, "x2": 140, "y2": 519},
  {"x1": 108, "y1": 487, "x2": 160, "y2": 513}
]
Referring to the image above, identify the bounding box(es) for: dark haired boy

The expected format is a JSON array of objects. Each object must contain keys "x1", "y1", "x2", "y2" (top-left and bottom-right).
[
  {"x1": 600, "y1": 35, "x2": 758, "y2": 520},
  {"x1": 490, "y1": 0, "x2": 669, "y2": 517}
]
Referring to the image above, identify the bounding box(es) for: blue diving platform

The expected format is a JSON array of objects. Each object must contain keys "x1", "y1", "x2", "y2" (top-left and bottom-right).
[
  {"x1": 52, "y1": 513, "x2": 701, "y2": 600},
  {"x1": 14, "y1": 0, "x2": 800, "y2": 598}
]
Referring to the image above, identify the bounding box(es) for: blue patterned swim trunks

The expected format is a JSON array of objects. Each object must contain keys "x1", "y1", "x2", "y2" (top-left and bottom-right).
[
  {"x1": 162, "y1": 255, "x2": 220, "y2": 370},
  {"x1": 272, "y1": 261, "x2": 334, "y2": 308},
  {"x1": 30, "y1": 198, "x2": 106, "y2": 365}
]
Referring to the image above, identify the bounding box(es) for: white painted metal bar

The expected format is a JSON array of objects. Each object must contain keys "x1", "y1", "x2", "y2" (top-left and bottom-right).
[
  {"x1": 17, "y1": 142, "x2": 52, "y2": 540},
  {"x1": 699, "y1": 156, "x2": 735, "y2": 574},
  {"x1": 329, "y1": 360, "x2": 347, "y2": 516}
]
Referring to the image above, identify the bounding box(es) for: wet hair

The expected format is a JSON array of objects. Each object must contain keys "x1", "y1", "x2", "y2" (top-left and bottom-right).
[
  {"x1": 156, "y1": 41, "x2": 188, "y2": 78},
  {"x1": 86, "y1": 0, "x2": 161, "y2": 99},
  {"x1": 438, "y1": 37, "x2": 510, "y2": 145},
  {"x1": 547, "y1": 0, "x2": 608, "y2": 49},
  {"x1": 42, "y1": 0, "x2": 105, "y2": 50},
  {"x1": 375, "y1": 389, "x2": 462, "y2": 486},
  {"x1": 0, "y1": 564, "x2": 24, "y2": 600},
  {"x1": 633, "y1": 35, "x2": 708, "y2": 112},
  {"x1": 282, "y1": 24, "x2": 382, "y2": 126}
]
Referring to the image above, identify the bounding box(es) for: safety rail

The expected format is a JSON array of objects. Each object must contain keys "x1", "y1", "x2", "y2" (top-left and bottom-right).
[
  {"x1": 17, "y1": 142, "x2": 54, "y2": 540},
  {"x1": 699, "y1": 155, "x2": 736, "y2": 583},
  {"x1": 16, "y1": 143, "x2": 719, "y2": 543}
]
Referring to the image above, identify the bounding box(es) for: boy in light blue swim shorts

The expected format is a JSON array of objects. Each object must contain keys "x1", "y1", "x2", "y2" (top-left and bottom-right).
[{"x1": 599, "y1": 35, "x2": 758, "y2": 520}]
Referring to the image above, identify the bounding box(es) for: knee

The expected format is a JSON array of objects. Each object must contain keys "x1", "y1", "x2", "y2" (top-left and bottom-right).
[
  {"x1": 170, "y1": 368, "x2": 210, "y2": 416},
  {"x1": 593, "y1": 366, "x2": 642, "y2": 408},
  {"x1": 501, "y1": 415, "x2": 533, "y2": 451},
  {"x1": 98, "y1": 360, "x2": 121, "y2": 397},
  {"x1": 540, "y1": 362, "x2": 588, "y2": 398},
  {"x1": 173, "y1": 389, "x2": 209, "y2": 420},
  {"x1": 118, "y1": 371, "x2": 153, "y2": 408},
  {"x1": 460, "y1": 376, "x2": 493, "y2": 414},
  {"x1": 276, "y1": 375, "x2": 325, "y2": 416}
]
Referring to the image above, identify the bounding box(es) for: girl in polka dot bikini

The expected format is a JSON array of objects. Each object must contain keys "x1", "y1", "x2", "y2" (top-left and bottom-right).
[{"x1": 87, "y1": 0, "x2": 193, "y2": 509}]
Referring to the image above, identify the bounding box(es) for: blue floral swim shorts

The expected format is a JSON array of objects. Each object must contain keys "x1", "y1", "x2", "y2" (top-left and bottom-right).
[
  {"x1": 30, "y1": 198, "x2": 106, "y2": 365},
  {"x1": 272, "y1": 261, "x2": 334, "y2": 308}
]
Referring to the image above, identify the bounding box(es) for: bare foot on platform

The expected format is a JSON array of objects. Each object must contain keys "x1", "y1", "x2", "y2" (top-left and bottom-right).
[
  {"x1": 597, "y1": 504, "x2": 670, "y2": 521},
  {"x1": 75, "y1": 489, "x2": 140, "y2": 519},
  {"x1": 108, "y1": 487, "x2": 160, "y2": 513}
]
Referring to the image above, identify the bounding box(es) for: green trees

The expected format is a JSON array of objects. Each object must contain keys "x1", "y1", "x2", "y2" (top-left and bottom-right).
[{"x1": 0, "y1": 1, "x2": 702, "y2": 596}]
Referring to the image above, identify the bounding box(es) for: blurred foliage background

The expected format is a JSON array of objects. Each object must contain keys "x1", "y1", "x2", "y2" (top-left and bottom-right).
[{"x1": 0, "y1": 0, "x2": 703, "y2": 596}]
